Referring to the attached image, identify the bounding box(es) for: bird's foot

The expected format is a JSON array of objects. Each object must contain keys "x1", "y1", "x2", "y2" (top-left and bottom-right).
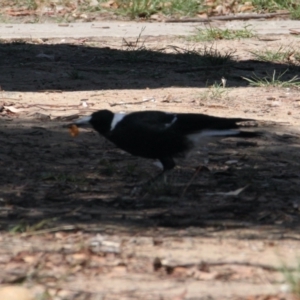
[{"x1": 129, "y1": 171, "x2": 170, "y2": 196}]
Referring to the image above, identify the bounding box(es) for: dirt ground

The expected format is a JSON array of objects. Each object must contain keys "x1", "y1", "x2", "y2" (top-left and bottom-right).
[{"x1": 1, "y1": 32, "x2": 300, "y2": 300}]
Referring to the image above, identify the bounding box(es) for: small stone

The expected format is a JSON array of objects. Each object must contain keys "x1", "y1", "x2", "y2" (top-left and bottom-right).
[{"x1": 89, "y1": 0, "x2": 99, "y2": 6}]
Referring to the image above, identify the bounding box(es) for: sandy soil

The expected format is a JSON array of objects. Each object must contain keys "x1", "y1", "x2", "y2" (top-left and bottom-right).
[{"x1": 1, "y1": 33, "x2": 300, "y2": 300}]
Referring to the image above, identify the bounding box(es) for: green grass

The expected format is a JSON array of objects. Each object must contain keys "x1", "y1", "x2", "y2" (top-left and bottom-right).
[
  {"x1": 99, "y1": 158, "x2": 117, "y2": 176},
  {"x1": 119, "y1": 28, "x2": 234, "y2": 67},
  {"x1": 170, "y1": 45, "x2": 235, "y2": 67},
  {"x1": 242, "y1": 69, "x2": 300, "y2": 88},
  {"x1": 116, "y1": 0, "x2": 162, "y2": 19},
  {"x1": 41, "y1": 172, "x2": 85, "y2": 183},
  {"x1": 191, "y1": 25, "x2": 255, "y2": 42},
  {"x1": 162, "y1": 0, "x2": 203, "y2": 17},
  {"x1": 4, "y1": 0, "x2": 300, "y2": 20},
  {"x1": 199, "y1": 82, "x2": 229, "y2": 101},
  {"x1": 142, "y1": 175, "x2": 180, "y2": 197},
  {"x1": 67, "y1": 69, "x2": 85, "y2": 80},
  {"x1": 250, "y1": 45, "x2": 298, "y2": 63},
  {"x1": 10, "y1": 218, "x2": 56, "y2": 233},
  {"x1": 115, "y1": 0, "x2": 203, "y2": 19},
  {"x1": 291, "y1": 6, "x2": 300, "y2": 19},
  {"x1": 121, "y1": 26, "x2": 158, "y2": 61},
  {"x1": 281, "y1": 260, "x2": 300, "y2": 298}
]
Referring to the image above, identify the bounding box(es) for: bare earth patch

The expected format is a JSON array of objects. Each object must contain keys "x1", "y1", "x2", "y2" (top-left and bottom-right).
[{"x1": 1, "y1": 33, "x2": 300, "y2": 299}]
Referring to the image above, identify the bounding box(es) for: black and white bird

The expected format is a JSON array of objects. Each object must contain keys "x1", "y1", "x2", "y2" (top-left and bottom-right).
[{"x1": 71, "y1": 109, "x2": 259, "y2": 176}]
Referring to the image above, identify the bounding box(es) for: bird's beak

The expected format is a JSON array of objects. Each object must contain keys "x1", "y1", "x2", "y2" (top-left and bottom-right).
[
  {"x1": 63, "y1": 115, "x2": 92, "y2": 128},
  {"x1": 73, "y1": 115, "x2": 92, "y2": 128},
  {"x1": 65, "y1": 115, "x2": 92, "y2": 137}
]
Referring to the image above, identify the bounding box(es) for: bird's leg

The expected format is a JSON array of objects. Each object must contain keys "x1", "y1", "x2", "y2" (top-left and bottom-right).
[
  {"x1": 130, "y1": 158, "x2": 175, "y2": 195},
  {"x1": 144, "y1": 157, "x2": 175, "y2": 186},
  {"x1": 145, "y1": 170, "x2": 167, "y2": 185}
]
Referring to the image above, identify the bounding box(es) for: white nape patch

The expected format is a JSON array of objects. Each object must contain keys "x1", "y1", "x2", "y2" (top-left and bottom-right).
[
  {"x1": 165, "y1": 115, "x2": 177, "y2": 128},
  {"x1": 75, "y1": 115, "x2": 92, "y2": 125},
  {"x1": 153, "y1": 160, "x2": 164, "y2": 170},
  {"x1": 188, "y1": 129, "x2": 240, "y2": 145},
  {"x1": 110, "y1": 113, "x2": 126, "y2": 131}
]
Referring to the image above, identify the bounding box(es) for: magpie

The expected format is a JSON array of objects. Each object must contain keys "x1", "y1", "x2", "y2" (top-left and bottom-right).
[{"x1": 70, "y1": 109, "x2": 259, "y2": 174}]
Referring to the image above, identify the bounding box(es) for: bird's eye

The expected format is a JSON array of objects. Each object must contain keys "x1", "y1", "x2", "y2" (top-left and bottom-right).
[{"x1": 69, "y1": 124, "x2": 79, "y2": 137}]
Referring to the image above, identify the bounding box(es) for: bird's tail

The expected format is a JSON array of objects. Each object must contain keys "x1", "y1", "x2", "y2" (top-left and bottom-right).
[
  {"x1": 175, "y1": 114, "x2": 256, "y2": 133},
  {"x1": 235, "y1": 131, "x2": 261, "y2": 138}
]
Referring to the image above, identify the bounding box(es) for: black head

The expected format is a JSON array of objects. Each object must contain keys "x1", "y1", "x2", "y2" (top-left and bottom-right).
[
  {"x1": 74, "y1": 110, "x2": 114, "y2": 135},
  {"x1": 89, "y1": 110, "x2": 114, "y2": 134}
]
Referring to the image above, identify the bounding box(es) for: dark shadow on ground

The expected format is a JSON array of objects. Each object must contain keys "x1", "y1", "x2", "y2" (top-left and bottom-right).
[
  {"x1": 1, "y1": 40, "x2": 299, "y2": 91},
  {"x1": 1, "y1": 118, "x2": 300, "y2": 238}
]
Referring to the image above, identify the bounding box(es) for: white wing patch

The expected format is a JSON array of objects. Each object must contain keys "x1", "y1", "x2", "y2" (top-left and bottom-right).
[
  {"x1": 111, "y1": 113, "x2": 126, "y2": 131},
  {"x1": 153, "y1": 160, "x2": 164, "y2": 170},
  {"x1": 75, "y1": 115, "x2": 92, "y2": 125},
  {"x1": 164, "y1": 114, "x2": 177, "y2": 128},
  {"x1": 188, "y1": 129, "x2": 240, "y2": 144}
]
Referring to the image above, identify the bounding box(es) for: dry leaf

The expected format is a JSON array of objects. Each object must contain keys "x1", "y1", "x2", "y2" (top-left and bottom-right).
[
  {"x1": 170, "y1": 266, "x2": 188, "y2": 277},
  {"x1": 238, "y1": 4, "x2": 254, "y2": 12},
  {"x1": 67, "y1": 253, "x2": 89, "y2": 265},
  {"x1": 22, "y1": 255, "x2": 36, "y2": 264},
  {"x1": 6, "y1": 9, "x2": 35, "y2": 16},
  {"x1": 193, "y1": 270, "x2": 219, "y2": 280},
  {"x1": 100, "y1": 0, "x2": 118, "y2": 9},
  {"x1": 108, "y1": 265, "x2": 127, "y2": 277},
  {"x1": 4, "y1": 106, "x2": 26, "y2": 113},
  {"x1": 206, "y1": 185, "x2": 249, "y2": 196}
]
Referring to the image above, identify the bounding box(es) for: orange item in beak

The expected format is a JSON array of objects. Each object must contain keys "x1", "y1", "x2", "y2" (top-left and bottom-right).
[{"x1": 69, "y1": 124, "x2": 79, "y2": 137}]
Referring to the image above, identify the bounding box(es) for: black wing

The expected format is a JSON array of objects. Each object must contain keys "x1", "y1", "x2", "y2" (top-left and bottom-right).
[
  {"x1": 172, "y1": 113, "x2": 253, "y2": 134},
  {"x1": 108, "y1": 111, "x2": 189, "y2": 159}
]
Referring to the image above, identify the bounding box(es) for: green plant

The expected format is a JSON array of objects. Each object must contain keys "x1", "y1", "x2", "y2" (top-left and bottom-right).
[
  {"x1": 200, "y1": 82, "x2": 229, "y2": 101},
  {"x1": 142, "y1": 177, "x2": 179, "y2": 196},
  {"x1": 121, "y1": 27, "x2": 156, "y2": 61},
  {"x1": 251, "y1": 0, "x2": 282, "y2": 12},
  {"x1": 116, "y1": 0, "x2": 161, "y2": 19},
  {"x1": 67, "y1": 69, "x2": 84, "y2": 80},
  {"x1": 116, "y1": 0, "x2": 203, "y2": 19},
  {"x1": 37, "y1": 290, "x2": 52, "y2": 300},
  {"x1": 10, "y1": 218, "x2": 56, "y2": 233},
  {"x1": 41, "y1": 172, "x2": 85, "y2": 183},
  {"x1": 170, "y1": 45, "x2": 234, "y2": 67},
  {"x1": 291, "y1": 5, "x2": 300, "y2": 20},
  {"x1": 281, "y1": 260, "x2": 300, "y2": 298},
  {"x1": 191, "y1": 25, "x2": 255, "y2": 42},
  {"x1": 126, "y1": 163, "x2": 137, "y2": 175},
  {"x1": 99, "y1": 159, "x2": 117, "y2": 176},
  {"x1": 250, "y1": 45, "x2": 296, "y2": 63},
  {"x1": 250, "y1": 0, "x2": 300, "y2": 19},
  {"x1": 201, "y1": 45, "x2": 235, "y2": 66},
  {"x1": 122, "y1": 26, "x2": 147, "y2": 50},
  {"x1": 162, "y1": 0, "x2": 201, "y2": 17},
  {"x1": 242, "y1": 69, "x2": 300, "y2": 88}
]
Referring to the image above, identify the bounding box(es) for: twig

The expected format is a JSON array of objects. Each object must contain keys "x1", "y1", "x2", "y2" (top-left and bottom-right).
[
  {"x1": 162, "y1": 260, "x2": 293, "y2": 272},
  {"x1": 0, "y1": 97, "x2": 24, "y2": 101},
  {"x1": 165, "y1": 12, "x2": 290, "y2": 23},
  {"x1": 20, "y1": 225, "x2": 78, "y2": 237},
  {"x1": 109, "y1": 97, "x2": 155, "y2": 107},
  {"x1": 180, "y1": 166, "x2": 202, "y2": 199}
]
